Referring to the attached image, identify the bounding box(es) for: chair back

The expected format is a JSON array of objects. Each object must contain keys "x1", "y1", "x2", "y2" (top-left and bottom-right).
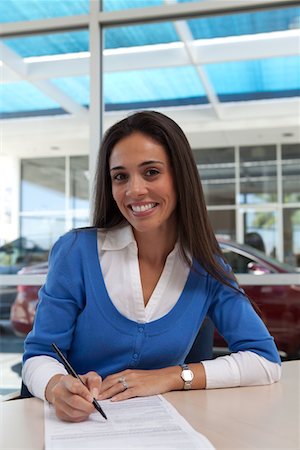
[{"x1": 185, "y1": 317, "x2": 214, "y2": 363}]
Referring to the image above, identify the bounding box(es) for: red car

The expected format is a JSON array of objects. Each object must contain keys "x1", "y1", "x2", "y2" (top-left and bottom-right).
[
  {"x1": 10, "y1": 262, "x2": 48, "y2": 336},
  {"x1": 10, "y1": 240, "x2": 300, "y2": 358}
]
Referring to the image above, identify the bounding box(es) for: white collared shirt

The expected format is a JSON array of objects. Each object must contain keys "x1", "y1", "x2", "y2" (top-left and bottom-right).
[
  {"x1": 98, "y1": 224, "x2": 190, "y2": 323},
  {"x1": 22, "y1": 225, "x2": 280, "y2": 399}
]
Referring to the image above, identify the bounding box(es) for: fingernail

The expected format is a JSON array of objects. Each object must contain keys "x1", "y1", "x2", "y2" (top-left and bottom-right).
[
  {"x1": 92, "y1": 388, "x2": 98, "y2": 399},
  {"x1": 87, "y1": 395, "x2": 93, "y2": 403}
]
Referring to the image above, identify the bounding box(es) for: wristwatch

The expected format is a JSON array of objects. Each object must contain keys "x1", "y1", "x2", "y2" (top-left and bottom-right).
[{"x1": 180, "y1": 364, "x2": 194, "y2": 390}]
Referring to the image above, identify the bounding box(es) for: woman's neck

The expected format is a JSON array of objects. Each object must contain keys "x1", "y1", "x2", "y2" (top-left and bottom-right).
[{"x1": 133, "y1": 226, "x2": 178, "y2": 266}]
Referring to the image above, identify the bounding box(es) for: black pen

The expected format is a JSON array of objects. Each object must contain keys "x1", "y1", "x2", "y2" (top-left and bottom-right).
[{"x1": 51, "y1": 342, "x2": 107, "y2": 420}]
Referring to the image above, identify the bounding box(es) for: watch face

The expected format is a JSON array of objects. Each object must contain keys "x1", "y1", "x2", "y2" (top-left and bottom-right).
[{"x1": 182, "y1": 369, "x2": 194, "y2": 382}]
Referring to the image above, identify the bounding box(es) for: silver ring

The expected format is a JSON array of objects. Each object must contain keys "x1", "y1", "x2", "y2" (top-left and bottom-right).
[{"x1": 118, "y1": 376, "x2": 129, "y2": 390}]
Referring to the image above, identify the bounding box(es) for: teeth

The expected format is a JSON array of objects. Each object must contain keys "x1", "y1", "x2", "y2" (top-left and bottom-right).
[{"x1": 131, "y1": 203, "x2": 156, "y2": 213}]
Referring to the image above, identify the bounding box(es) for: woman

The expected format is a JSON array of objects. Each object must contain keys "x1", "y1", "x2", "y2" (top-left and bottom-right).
[{"x1": 23, "y1": 111, "x2": 281, "y2": 422}]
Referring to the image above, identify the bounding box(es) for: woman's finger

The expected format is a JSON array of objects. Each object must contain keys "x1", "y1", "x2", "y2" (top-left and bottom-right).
[
  {"x1": 81, "y1": 371, "x2": 102, "y2": 399},
  {"x1": 60, "y1": 375, "x2": 94, "y2": 402},
  {"x1": 99, "y1": 375, "x2": 131, "y2": 400},
  {"x1": 51, "y1": 374, "x2": 96, "y2": 421}
]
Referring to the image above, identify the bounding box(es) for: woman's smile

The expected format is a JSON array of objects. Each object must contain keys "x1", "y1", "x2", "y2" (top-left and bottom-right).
[{"x1": 129, "y1": 202, "x2": 158, "y2": 214}]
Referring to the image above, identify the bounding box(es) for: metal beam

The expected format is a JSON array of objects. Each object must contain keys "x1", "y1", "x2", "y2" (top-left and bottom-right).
[
  {"x1": 0, "y1": 15, "x2": 88, "y2": 38},
  {"x1": 97, "y1": 0, "x2": 300, "y2": 27},
  {"x1": 0, "y1": 0, "x2": 299, "y2": 37},
  {"x1": 171, "y1": 17, "x2": 223, "y2": 119},
  {"x1": 1, "y1": 30, "x2": 298, "y2": 84},
  {"x1": 0, "y1": 42, "x2": 28, "y2": 78},
  {"x1": 33, "y1": 79, "x2": 89, "y2": 118},
  {"x1": 89, "y1": 0, "x2": 102, "y2": 213}
]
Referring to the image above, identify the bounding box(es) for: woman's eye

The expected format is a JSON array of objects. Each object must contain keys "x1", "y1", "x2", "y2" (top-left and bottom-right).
[
  {"x1": 113, "y1": 173, "x2": 127, "y2": 181},
  {"x1": 145, "y1": 168, "x2": 160, "y2": 177}
]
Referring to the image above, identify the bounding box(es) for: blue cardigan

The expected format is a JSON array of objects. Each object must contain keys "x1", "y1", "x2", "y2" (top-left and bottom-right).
[{"x1": 23, "y1": 229, "x2": 280, "y2": 377}]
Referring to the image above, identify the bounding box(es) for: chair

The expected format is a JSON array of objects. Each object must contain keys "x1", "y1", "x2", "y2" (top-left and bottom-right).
[
  {"x1": 20, "y1": 381, "x2": 33, "y2": 398},
  {"x1": 185, "y1": 317, "x2": 214, "y2": 363}
]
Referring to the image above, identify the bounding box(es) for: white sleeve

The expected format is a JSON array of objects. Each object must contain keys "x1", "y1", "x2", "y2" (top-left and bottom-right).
[
  {"x1": 201, "y1": 351, "x2": 281, "y2": 389},
  {"x1": 22, "y1": 356, "x2": 67, "y2": 400}
]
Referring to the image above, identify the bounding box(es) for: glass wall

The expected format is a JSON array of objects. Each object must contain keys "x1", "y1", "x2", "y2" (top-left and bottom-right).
[
  {"x1": 18, "y1": 145, "x2": 299, "y2": 266},
  {"x1": 195, "y1": 143, "x2": 300, "y2": 265},
  {"x1": 195, "y1": 147, "x2": 236, "y2": 206},
  {"x1": 70, "y1": 156, "x2": 89, "y2": 211},
  {"x1": 282, "y1": 144, "x2": 300, "y2": 203},
  {"x1": 21, "y1": 158, "x2": 66, "y2": 213},
  {"x1": 239, "y1": 145, "x2": 277, "y2": 204},
  {"x1": 20, "y1": 155, "x2": 89, "y2": 254}
]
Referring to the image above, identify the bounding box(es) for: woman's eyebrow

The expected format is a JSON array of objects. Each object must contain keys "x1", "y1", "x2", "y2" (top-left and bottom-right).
[
  {"x1": 110, "y1": 165, "x2": 125, "y2": 172},
  {"x1": 139, "y1": 160, "x2": 164, "y2": 167},
  {"x1": 110, "y1": 160, "x2": 164, "y2": 171}
]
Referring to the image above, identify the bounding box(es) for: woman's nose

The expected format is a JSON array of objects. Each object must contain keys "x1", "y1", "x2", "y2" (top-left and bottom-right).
[{"x1": 126, "y1": 176, "x2": 147, "y2": 197}]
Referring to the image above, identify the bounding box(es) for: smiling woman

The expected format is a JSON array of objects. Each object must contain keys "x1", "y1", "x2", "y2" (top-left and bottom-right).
[
  {"x1": 1, "y1": 0, "x2": 299, "y2": 413},
  {"x1": 22, "y1": 110, "x2": 281, "y2": 423}
]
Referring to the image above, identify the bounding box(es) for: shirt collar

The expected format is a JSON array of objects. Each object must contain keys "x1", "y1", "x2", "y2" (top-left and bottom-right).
[
  {"x1": 99, "y1": 223, "x2": 181, "y2": 256},
  {"x1": 100, "y1": 224, "x2": 136, "y2": 251}
]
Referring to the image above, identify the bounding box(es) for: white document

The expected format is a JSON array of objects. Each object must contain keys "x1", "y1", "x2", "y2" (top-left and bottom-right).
[{"x1": 44, "y1": 395, "x2": 215, "y2": 450}]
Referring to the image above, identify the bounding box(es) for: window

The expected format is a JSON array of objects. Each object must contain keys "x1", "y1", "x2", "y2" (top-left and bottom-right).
[
  {"x1": 221, "y1": 247, "x2": 254, "y2": 274},
  {"x1": 195, "y1": 148, "x2": 235, "y2": 206},
  {"x1": 282, "y1": 144, "x2": 300, "y2": 203},
  {"x1": 21, "y1": 158, "x2": 65, "y2": 212},
  {"x1": 283, "y1": 208, "x2": 300, "y2": 267},
  {"x1": 239, "y1": 146, "x2": 277, "y2": 204},
  {"x1": 70, "y1": 156, "x2": 89, "y2": 210}
]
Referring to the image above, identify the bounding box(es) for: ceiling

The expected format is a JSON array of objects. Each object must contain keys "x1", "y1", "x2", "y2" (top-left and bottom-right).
[{"x1": 0, "y1": 0, "x2": 299, "y2": 157}]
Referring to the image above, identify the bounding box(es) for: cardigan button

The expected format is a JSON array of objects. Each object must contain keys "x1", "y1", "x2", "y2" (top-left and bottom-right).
[{"x1": 133, "y1": 353, "x2": 138, "y2": 359}]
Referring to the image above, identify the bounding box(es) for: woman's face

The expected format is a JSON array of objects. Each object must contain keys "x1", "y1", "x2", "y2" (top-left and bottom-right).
[{"x1": 109, "y1": 132, "x2": 177, "y2": 235}]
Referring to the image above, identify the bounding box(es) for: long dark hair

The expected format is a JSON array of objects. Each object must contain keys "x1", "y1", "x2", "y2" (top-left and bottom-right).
[{"x1": 92, "y1": 110, "x2": 241, "y2": 290}]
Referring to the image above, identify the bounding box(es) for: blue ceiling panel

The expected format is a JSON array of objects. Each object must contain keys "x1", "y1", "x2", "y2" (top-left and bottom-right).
[
  {"x1": 105, "y1": 22, "x2": 179, "y2": 49},
  {"x1": 0, "y1": 0, "x2": 89, "y2": 23},
  {"x1": 51, "y1": 76, "x2": 89, "y2": 106},
  {"x1": 103, "y1": 0, "x2": 163, "y2": 12},
  {"x1": 104, "y1": 66, "x2": 206, "y2": 105},
  {"x1": 3, "y1": 30, "x2": 89, "y2": 58},
  {"x1": 188, "y1": 7, "x2": 300, "y2": 39},
  {"x1": 205, "y1": 56, "x2": 300, "y2": 100},
  {"x1": 0, "y1": 81, "x2": 60, "y2": 115}
]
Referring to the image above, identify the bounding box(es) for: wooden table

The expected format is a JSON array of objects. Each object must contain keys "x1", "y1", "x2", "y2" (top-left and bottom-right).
[{"x1": 1, "y1": 361, "x2": 299, "y2": 449}]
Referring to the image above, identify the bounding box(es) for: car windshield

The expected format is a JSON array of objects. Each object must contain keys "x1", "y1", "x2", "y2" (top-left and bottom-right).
[
  {"x1": 0, "y1": 237, "x2": 48, "y2": 270},
  {"x1": 221, "y1": 241, "x2": 298, "y2": 273}
]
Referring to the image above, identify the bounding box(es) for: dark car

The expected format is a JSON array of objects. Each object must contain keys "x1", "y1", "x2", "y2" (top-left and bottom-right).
[
  {"x1": 0, "y1": 237, "x2": 48, "y2": 275},
  {"x1": 0, "y1": 238, "x2": 48, "y2": 319},
  {"x1": 10, "y1": 240, "x2": 300, "y2": 357}
]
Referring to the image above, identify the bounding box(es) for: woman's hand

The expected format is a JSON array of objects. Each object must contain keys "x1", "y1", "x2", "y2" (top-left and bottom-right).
[
  {"x1": 45, "y1": 372, "x2": 102, "y2": 422},
  {"x1": 98, "y1": 367, "x2": 183, "y2": 402}
]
